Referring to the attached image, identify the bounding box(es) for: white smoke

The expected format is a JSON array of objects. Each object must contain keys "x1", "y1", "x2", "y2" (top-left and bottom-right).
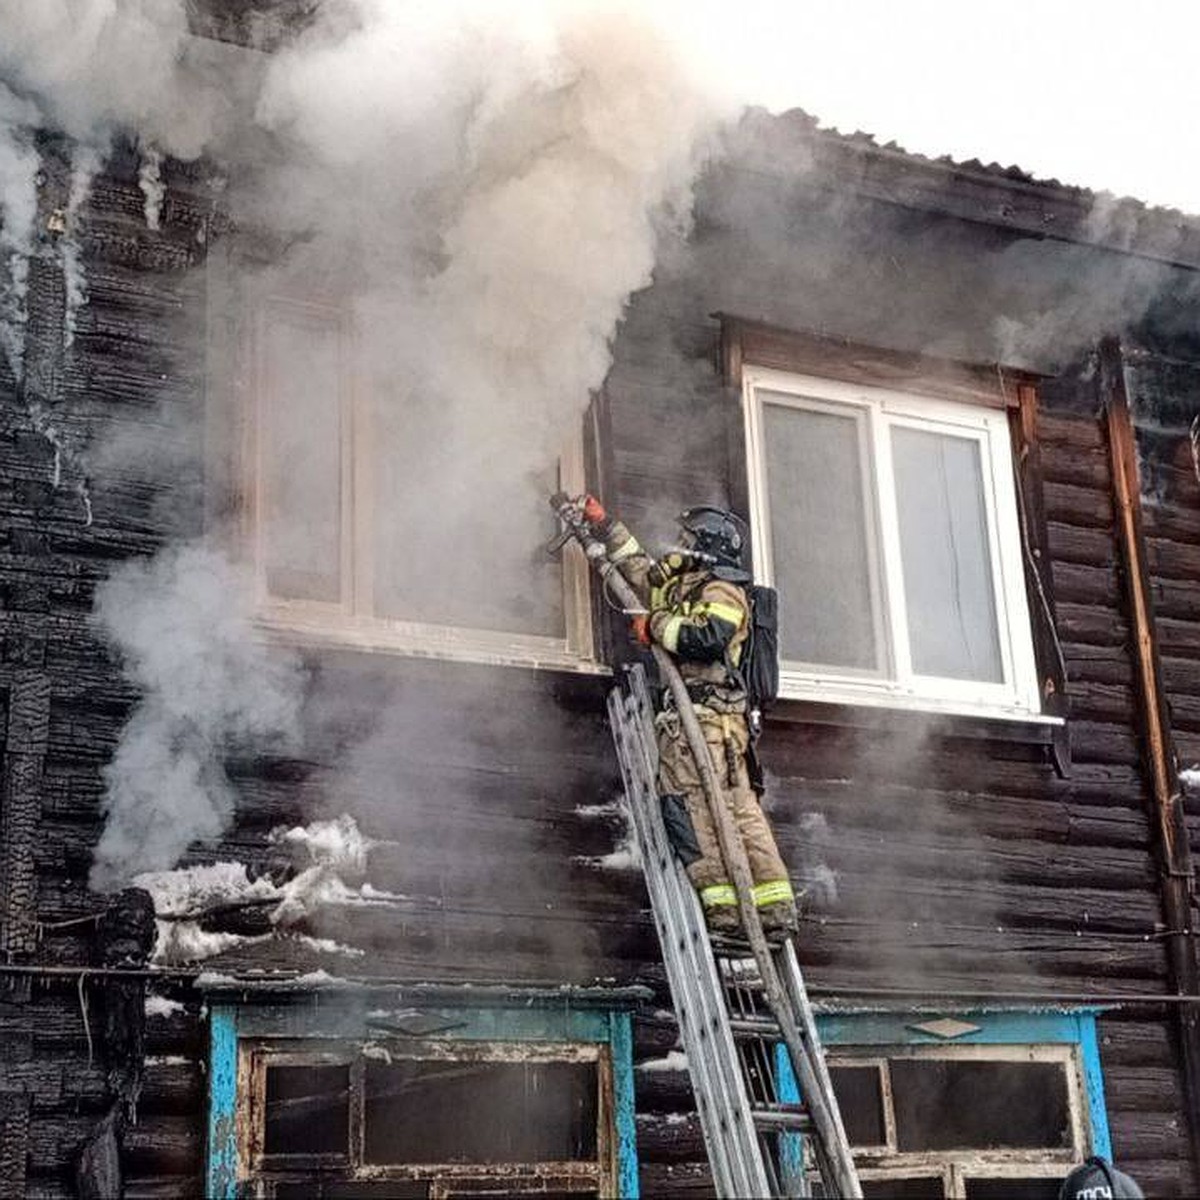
[
  {"x1": 252, "y1": 0, "x2": 731, "y2": 441},
  {"x1": 62, "y1": 142, "x2": 103, "y2": 348},
  {"x1": 137, "y1": 144, "x2": 164, "y2": 230},
  {"x1": 90, "y1": 542, "x2": 303, "y2": 890},
  {"x1": 0, "y1": 83, "x2": 40, "y2": 377},
  {"x1": 0, "y1": 1, "x2": 742, "y2": 887},
  {"x1": 0, "y1": 2, "x2": 224, "y2": 159}
]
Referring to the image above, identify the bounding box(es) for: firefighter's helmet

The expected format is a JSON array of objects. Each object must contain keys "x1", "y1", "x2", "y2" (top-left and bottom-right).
[
  {"x1": 1059, "y1": 1158, "x2": 1143, "y2": 1200},
  {"x1": 678, "y1": 506, "x2": 749, "y2": 575}
]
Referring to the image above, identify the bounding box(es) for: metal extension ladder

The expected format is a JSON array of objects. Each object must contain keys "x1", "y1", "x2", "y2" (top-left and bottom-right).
[{"x1": 608, "y1": 665, "x2": 861, "y2": 1199}]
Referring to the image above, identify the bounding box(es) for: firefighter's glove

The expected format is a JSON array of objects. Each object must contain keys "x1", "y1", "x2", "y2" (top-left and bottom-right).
[
  {"x1": 580, "y1": 494, "x2": 607, "y2": 527},
  {"x1": 630, "y1": 614, "x2": 652, "y2": 646}
]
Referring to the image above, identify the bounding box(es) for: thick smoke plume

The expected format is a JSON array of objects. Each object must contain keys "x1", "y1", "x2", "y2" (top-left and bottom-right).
[
  {"x1": 0, "y1": 1, "x2": 739, "y2": 885},
  {"x1": 90, "y1": 543, "x2": 302, "y2": 890}
]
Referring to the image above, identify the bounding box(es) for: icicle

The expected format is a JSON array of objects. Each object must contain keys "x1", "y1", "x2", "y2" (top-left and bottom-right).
[{"x1": 137, "y1": 146, "x2": 164, "y2": 231}]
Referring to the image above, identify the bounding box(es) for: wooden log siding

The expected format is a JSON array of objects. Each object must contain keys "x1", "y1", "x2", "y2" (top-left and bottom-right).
[
  {"x1": 1099, "y1": 341, "x2": 1200, "y2": 1192},
  {"x1": 4, "y1": 127, "x2": 1200, "y2": 1200},
  {"x1": 597, "y1": 293, "x2": 1193, "y2": 1189}
]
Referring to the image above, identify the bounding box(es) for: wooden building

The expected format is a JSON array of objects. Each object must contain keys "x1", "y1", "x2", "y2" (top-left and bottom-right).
[{"x1": 3, "y1": 19, "x2": 1200, "y2": 1200}]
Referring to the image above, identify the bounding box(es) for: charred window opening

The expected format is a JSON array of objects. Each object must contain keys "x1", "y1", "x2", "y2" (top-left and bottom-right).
[
  {"x1": 274, "y1": 1181, "x2": 432, "y2": 1199},
  {"x1": 828, "y1": 1062, "x2": 889, "y2": 1149},
  {"x1": 364, "y1": 1058, "x2": 599, "y2": 1165},
  {"x1": 239, "y1": 1038, "x2": 615, "y2": 1198},
  {"x1": 963, "y1": 1179, "x2": 1062, "y2": 1200},
  {"x1": 890, "y1": 1059, "x2": 1070, "y2": 1152},
  {"x1": 825, "y1": 1043, "x2": 1092, "y2": 1200},
  {"x1": 264, "y1": 1062, "x2": 351, "y2": 1158},
  {"x1": 860, "y1": 1178, "x2": 946, "y2": 1199}
]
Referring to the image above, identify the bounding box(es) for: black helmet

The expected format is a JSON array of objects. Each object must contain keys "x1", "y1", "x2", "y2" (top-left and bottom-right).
[
  {"x1": 1059, "y1": 1157, "x2": 1143, "y2": 1200},
  {"x1": 678, "y1": 506, "x2": 750, "y2": 579}
]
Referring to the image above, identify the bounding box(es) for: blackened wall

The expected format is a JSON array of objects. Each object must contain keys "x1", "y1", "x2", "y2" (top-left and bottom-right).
[{"x1": 3, "y1": 115, "x2": 1200, "y2": 1197}]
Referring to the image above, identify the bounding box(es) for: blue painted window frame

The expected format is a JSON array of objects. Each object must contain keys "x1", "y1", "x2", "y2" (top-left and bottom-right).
[
  {"x1": 814, "y1": 1008, "x2": 1110, "y2": 1158},
  {"x1": 206, "y1": 999, "x2": 639, "y2": 1199},
  {"x1": 773, "y1": 1008, "x2": 1110, "y2": 1184}
]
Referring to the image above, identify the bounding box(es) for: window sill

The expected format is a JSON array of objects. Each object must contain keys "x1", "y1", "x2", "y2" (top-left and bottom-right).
[
  {"x1": 768, "y1": 692, "x2": 1065, "y2": 749},
  {"x1": 256, "y1": 608, "x2": 611, "y2": 677}
]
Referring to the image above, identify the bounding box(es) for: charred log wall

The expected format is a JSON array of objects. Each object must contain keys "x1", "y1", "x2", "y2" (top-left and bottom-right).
[
  {"x1": 4, "y1": 120, "x2": 1200, "y2": 1199},
  {"x1": 600, "y1": 158, "x2": 1200, "y2": 1194}
]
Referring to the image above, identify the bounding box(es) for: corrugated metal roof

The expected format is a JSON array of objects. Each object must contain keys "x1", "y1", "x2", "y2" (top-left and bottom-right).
[{"x1": 731, "y1": 107, "x2": 1200, "y2": 270}]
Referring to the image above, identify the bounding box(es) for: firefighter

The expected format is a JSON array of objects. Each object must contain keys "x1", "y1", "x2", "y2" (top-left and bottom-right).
[
  {"x1": 576, "y1": 495, "x2": 798, "y2": 937},
  {"x1": 1059, "y1": 1156, "x2": 1143, "y2": 1200}
]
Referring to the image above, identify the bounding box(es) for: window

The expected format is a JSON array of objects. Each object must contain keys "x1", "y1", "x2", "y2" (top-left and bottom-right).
[
  {"x1": 742, "y1": 367, "x2": 1041, "y2": 718},
  {"x1": 205, "y1": 995, "x2": 639, "y2": 1199},
  {"x1": 811, "y1": 1010, "x2": 1111, "y2": 1200},
  {"x1": 218, "y1": 258, "x2": 597, "y2": 671}
]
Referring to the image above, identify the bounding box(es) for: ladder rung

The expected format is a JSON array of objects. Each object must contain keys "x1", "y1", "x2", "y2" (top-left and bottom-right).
[
  {"x1": 751, "y1": 1104, "x2": 813, "y2": 1133},
  {"x1": 729, "y1": 1015, "x2": 782, "y2": 1039}
]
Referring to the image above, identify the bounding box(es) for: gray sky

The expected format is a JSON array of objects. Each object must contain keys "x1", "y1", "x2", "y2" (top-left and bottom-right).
[{"x1": 676, "y1": 0, "x2": 1199, "y2": 213}]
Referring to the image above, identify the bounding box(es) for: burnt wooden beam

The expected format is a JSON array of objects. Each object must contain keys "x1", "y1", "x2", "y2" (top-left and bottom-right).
[
  {"x1": 0, "y1": 1093, "x2": 30, "y2": 1197},
  {"x1": 1102, "y1": 335, "x2": 1200, "y2": 1173},
  {"x1": 1, "y1": 669, "x2": 51, "y2": 956}
]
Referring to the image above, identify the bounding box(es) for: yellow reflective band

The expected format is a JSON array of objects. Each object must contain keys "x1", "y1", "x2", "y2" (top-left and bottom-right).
[
  {"x1": 694, "y1": 601, "x2": 744, "y2": 627},
  {"x1": 699, "y1": 884, "x2": 738, "y2": 910},
  {"x1": 657, "y1": 614, "x2": 684, "y2": 652},
  {"x1": 752, "y1": 880, "x2": 795, "y2": 907},
  {"x1": 609, "y1": 536, "x2": 641, "y2": 563}
]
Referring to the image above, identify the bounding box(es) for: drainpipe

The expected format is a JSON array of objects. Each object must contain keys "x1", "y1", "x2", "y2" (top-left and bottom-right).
[{"x1": 1101, "y1": 336, "x2": 1200, "y2": 1171}]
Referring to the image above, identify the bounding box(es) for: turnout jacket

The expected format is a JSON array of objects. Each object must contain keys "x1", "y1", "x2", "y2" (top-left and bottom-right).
[{"x1": 603, "y1": 519, "x2": 750, "y2": 706}]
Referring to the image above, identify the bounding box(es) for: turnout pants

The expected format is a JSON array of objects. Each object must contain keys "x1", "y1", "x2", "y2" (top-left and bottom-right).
[{"x1": 656, "y1": 708, "x2": 795, "y2": 929}]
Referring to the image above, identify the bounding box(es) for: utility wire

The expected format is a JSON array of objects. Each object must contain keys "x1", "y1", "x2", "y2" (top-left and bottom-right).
[{"x1": 4, "y1": 961, "x2": 1200, "y2": 1009}]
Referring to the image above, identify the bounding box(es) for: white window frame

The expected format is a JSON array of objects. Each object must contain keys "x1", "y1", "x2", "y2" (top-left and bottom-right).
[
  {"x1": 243, "y1": 293, "x2": 601, "y2": 675},
  {"x1": 743, "y1": 366, "x2": 1043, "y2": 720},
  {"x1": 832, "y1": 1043, "x2": 1090, "y2": 1199}
]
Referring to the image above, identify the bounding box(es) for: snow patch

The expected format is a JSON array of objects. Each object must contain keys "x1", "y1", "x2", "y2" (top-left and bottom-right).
[
  {"x1": 360, "y1": 882, "x2": 408, "y2": 902},
  {"x1": 136, "y1": 816, "x2": 381, "y2": 962},
  {"x1": 144, "y1": 994, "x2": 185, "y2": 1018},
  {"x1": 638, "y1": 1050, "x2": 688, "y2": 1072},
  {"x1": 134, "y1": 860, "x2": 278, "y2": 918},
  {"x1": 153, "y1": 919, "x2": 268, "y2": 965},
  {"x1": 270, "y1": 813, "x2": 371, "y2": 874},
  {"x1": 294, "y1": 935, "x2": 365, "y2": 958},
  {"x1": 575, "y1": 800, "x2": 624, "y2": 819}
]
